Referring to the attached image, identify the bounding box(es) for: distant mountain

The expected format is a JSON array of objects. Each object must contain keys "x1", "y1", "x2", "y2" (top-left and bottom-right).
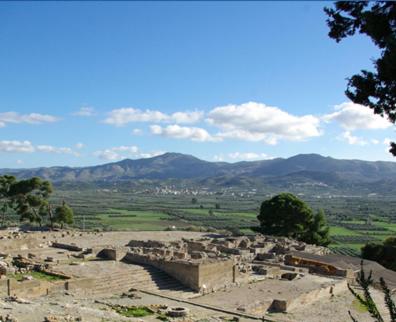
[{"x1": 2, "y1": 153, "x2": 396, "y2": 193}]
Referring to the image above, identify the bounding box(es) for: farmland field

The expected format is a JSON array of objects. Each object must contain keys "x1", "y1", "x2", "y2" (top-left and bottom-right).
[{"x1": 6, "y1": 187, "x2": 394, "y2": 257}]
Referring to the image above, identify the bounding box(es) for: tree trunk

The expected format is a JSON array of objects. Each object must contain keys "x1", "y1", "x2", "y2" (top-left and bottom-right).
[{"x1": 47, "y1": 204, "x2": 54, "y2": 230}]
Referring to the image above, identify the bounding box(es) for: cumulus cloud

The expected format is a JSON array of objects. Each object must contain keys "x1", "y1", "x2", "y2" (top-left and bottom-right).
[
  {"x1": 323, "y1": 102, "x2": 391, "y2": 131},
  {"x1": 384, "y1": 138, "x2": 392, "y2": 145},
  {"x1": 228, "y1": 152, "x2": 273, "y2": 160},
  {"x1": 104, "y1": 107, "x2": 203, "y2": 126},
  {"x1": 93, "y1": 145, "x2": 164, "y2": 161},
  {"x1": 213, "y1": 155, "x2": 224, "y2": 162},
  {"x1": 75, "y1": 142, "x2": 85, "y2": 149},
  {"x1": 339, "y1": 131, "x2": 367, "y2": 146},
  {"x1": 0, "y1": 140, "x2": 35, "y2": 153},
  {"x1": 206, "y1": 102, "x2": 321, "y2": 145},
  {"x1": 213, "y1": 152, "x2": 273, "y2": 162},
  {"x1": 36, "y1": 145, "x2": 79, "y2": 156},
  {"x1": 170, "y1": 111, "x2": 203, "y2": 124},
  {"x1": 0, "y1": 112, "x2": 59, "y2": 127},
  {"x1": 131, "y1": 128, "x2": 143, "y2": 136},
  {"x1": 150, "y1": 124, "x2": 221, "y2": 142},
  {"x1": 0, "y1": 140, "x2": 78, "y2": 155},
  {"x1": 73, "y1": 106, "x2": 95, "y2": 117}
]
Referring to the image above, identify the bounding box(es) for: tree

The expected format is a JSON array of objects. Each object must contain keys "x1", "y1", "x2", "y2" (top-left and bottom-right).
[
  {"x1": 9, "y1": 177, "x2": 53, "y2": 226},
  {"x1": 362, "y1": 237, "x2": 396, "y2": 271},
  {"x1": 257, "y1": 193, "x2": 330, "y2": 246},
  {"x1": 54, "y1": 201, "x2": 74, "y2": 228},
  {"x1": 0, "y1": 175, "x2": 17, "y2": 226},
  {"x1": 304, "y1": 209, "x2": 331, "y2": 246},
  {"x1": 191, "y1": 197, "x2": 198, "y2": 204},
  {"x1": 348, "y1": 262, "x2": 396, "y2": 322},
  {"x1": 325, "y1": 2, "x2": 396, "y2": 155}
]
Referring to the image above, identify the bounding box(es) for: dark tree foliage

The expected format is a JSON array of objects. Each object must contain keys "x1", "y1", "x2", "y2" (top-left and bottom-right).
[
  {"x1": 325, "y1": 2, "x2": 396, "y2": 155},
  {"x1": 8, "y1": 177, "x2": 53, "y2": 226},
  {"x1": 348, "y1": 262, "x2": 396, "y2": 322},
  {"x1": 0, "y1": 175, "x2": 74, "y2": 229},
  {"x1": 0, "y1": 175, "x2": 17, "y2": 226},
  {"x1": 54, "y1": 201, "x2": 74, "y2": 228},
  {"x1": 362, "y1": 237, "x2": 396, "y2": 271},
  {"x1": 257, "y1": 193, "x2": 330, "y2": 246},
  {"x1": 304, "y1": 209, "x2": 331, "y2": 247}
]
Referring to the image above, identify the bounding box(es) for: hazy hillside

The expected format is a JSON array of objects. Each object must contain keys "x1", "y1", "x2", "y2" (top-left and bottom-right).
[{"x1": 3, "y1": 153, "x2": 396, "y2": 193}]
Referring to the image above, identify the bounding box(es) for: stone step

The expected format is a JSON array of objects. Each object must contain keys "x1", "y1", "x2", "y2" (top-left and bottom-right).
[
  {"x1": 86, "y1": 264, "x2": 198, "y2": 298},
  {"x1": 91, "y1": 278, "x2": 183, "y2": 292}
]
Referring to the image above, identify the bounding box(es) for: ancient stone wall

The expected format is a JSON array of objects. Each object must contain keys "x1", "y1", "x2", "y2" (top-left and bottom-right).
[
  {"x1": 284, "y1": 255, "x2": 348, "y2": 277},
  {"x1": 123, "y1": 252, "x2": 201, "y2": 291},
  {"x1": 198, "y1": 260, "x2": 235, "y2": 293},
  {"x1": 123, "y1": 252, "x2": 234, "y2": 292},
  {"x1": 96, "y1": 247, "x2": 129, "y2": 261}
]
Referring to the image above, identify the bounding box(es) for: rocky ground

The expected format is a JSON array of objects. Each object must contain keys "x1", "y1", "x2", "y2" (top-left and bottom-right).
[
  {"x1": 1, "y1": 230, "x2": 395, "y2": 322},
  {"x1": 0, "y1": 286, "x2": 395, "y2": 322}
]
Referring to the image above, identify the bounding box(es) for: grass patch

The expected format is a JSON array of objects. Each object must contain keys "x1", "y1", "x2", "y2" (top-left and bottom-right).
[
  {"x1": 374, "y1": 222, "x2": 396, "y2": 232},
  {"x1": 9, "y1": 271, "x2": 68, "y2": 282},
  {"x1": 330, "y1": 226, "x2": 360, "y2": 236},
  {"x1": 96, "y1": 209, "x2": 170, "y2": 230},
  {"x1": 113, "y1": 306, "x2": 153, "y2": 317},
  {"x1": 352, "y1": 298, "x2": 368, "y2": 313}
]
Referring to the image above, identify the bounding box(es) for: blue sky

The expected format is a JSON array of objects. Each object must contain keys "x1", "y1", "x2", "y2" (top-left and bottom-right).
[{"x1": 0, "y1": 1, "x2": 395, "y2": 168}]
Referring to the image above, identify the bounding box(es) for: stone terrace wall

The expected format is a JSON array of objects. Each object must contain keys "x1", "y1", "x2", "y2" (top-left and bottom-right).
[
  {"x1": 123, "y1": 252, "x2": 200, "y2": 291},
  {"x1": 123, "y1": 252, "x2": 234, "y2": 292},
  {"x1": 198, "y1": 260, "x2": 235, "y2": 293}
]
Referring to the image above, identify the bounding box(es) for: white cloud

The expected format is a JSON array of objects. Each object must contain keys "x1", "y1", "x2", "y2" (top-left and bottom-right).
[
  {"x1": 73, "y1": 106, "x2": 95, "y2": 117},
  {"x1": 104, "y1": 107, "x2": 203, "y2": 126},
  {"x1": 131, "y1": 128, "x2": 143, "y2": 136},
  {"x1": 16, "y1": 159, "x2": 23, "y2": 165},
  {"x1": 213, "y1": 152, "x2": 273, "y2": 162},
  {"x1": 150, "y1": 124, "x2": 221, "y2": 142},
  {"x1": 36, "y1": 145, "x2": 79, "y2": 156},
  {"x1": 371, "y1": 139, "x2": 380, "y2": 145},
  {"x1": 94, "y1": 149, "x2": 119, "y2": 161},
  {"x1": 0, "y1": 112, "x2": 59, "y2": 127},
  {"x1": 206, "y1": 102, "x2": 321, "y2": 144},
  {"x1": 213, "y1": 154, "x2": 224, "y2": 162},
  {"x1": 0, "y1": 140, "x2": 35, "y2": 153},
  {"x1": 0, "y1": 140, "x2": 79, "y2": 156},
  {"x1": 170, "y1": 111, "x2": 203, "y2": 124},
  {"x1": 384, "y1": 138, "x2": 392, "y2": 145},
  {"x1": 216, "y1": 130, "x2": 279, "y2": 145},
  {"x1": 75, "y1": 142, "x2": 85, "y2": 149},
  {"x1": 228, "y1": 152, "x2": 273, "y2": 160},
  {"x1": 323, "y1": 102, "x2": 391, "y2": 130},
  {"x1": 339, "y1": 131, "x2": 367, "y2": 146},
  {"x1": 93, "y1": 145, "x2": 164, "y2": 161}
]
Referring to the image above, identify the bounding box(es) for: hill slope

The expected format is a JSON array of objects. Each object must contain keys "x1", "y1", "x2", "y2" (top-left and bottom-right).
[{"x1": 2, "y1": 153, "x2": 396, "y2": 193}]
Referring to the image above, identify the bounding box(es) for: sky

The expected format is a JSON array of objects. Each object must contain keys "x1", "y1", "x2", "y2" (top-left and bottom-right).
[{"x1": 0, "y1": 1, "x2": 395, "y2": 168}]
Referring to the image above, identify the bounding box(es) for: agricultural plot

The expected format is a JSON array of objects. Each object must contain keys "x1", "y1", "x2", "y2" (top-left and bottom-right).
[
  {"x1": 329, "y1": 220, "x2": 396, "y2": 257},
  {"x1": 47, "y1": 189, "x2": 396, "y2": 257}
]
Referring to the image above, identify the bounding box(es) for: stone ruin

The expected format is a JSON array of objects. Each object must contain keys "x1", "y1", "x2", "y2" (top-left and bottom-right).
[
  {"x1": 3, "y1": 230, "x2": 392, "y2": 319},
  {"x1": 117, "y1": 234, "x2": 333, "y2": 294}
]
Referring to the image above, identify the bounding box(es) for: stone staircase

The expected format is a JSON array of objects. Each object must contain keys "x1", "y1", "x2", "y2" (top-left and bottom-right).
[{"x1": 89, "y1": 263, "x2": 198, "y2": 299}]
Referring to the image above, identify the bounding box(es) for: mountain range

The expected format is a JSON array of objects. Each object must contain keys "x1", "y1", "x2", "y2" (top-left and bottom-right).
[{"x1": 2, "y1": 153, "x2": 396, "y2": 194}]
